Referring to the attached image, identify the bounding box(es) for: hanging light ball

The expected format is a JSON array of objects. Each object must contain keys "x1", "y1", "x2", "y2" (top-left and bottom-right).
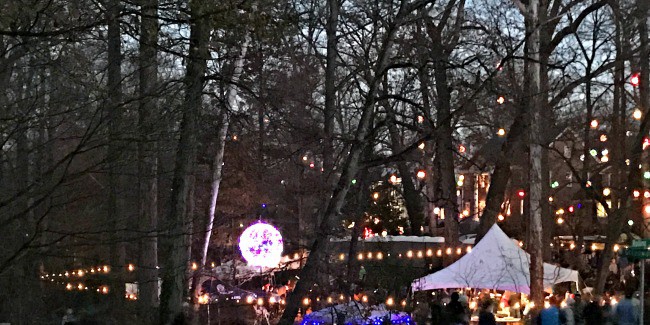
[{"x1": 239, "y1": 222, "x2": 284, "y2": 267}]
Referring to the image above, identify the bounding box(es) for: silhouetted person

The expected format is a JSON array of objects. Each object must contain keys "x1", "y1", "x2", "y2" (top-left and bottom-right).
[
  {"x1": 538, "y1": 296, "x2": 561, "y2": 325},
  {"x1": 430, "y1": 296, "x2": 444, "y2": 324},
  {"x1": 478, "y1": 299, "x2": 497, "y2": 325},
  {"x1": 614, "y1": 288, "x2": 639, "y2": 325},
  {"x1": 572, "y1": 293, "x2": 585, "y2": 325},
  {"x1": 61, "y1": 308, "x2": 78, "y2": 325},
  {"x1": 445, "y1": 292, "x2": 469, "y2": 325},
  {"x1": 583, "y1": 296, "x2": 604, "y2": 325}
]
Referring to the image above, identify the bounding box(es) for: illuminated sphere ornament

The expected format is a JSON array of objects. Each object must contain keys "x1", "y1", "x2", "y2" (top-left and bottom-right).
[{"x1": 239, "y1": 222, "x2": 283, "y2": 267}]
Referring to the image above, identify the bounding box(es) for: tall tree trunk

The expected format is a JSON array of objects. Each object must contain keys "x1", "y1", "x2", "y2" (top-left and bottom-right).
[
  {"x1": 159, "y1": 0, "x2": 209, "y2": 322},
  {"x1": 106, "y1": 0, "x2": 126, "y2": 312},
  {"x1": 476, "y1": 106, "x2": 527, "y2": 241},
  {"x1": 525, "y1": 0, "x2": 545, "y2": 308},
  {"x1": 417, "y1": 66, "x2": 438, "y2": 234},
  {"x1": 595, "y1": 0, "x2": 649, "y2": 293},
  {"x1": 190, "y1": 33, "x2": 250, "y2": 303},
  {"x1": 137, "y1": 0, "x2": 160, "y2": 320},
  {"x1": 14, "y1": 70, "x2": 37, "y2": 325},
  {"x1": 432, "y1": 45, "x2": 459, "y2": 251},
  {"x1": 345, "y1": 158, "x2": 371, "y2": 290},
  {"x1": 322, "y1": 0, "x2": 339, "y2": 186},
  {"x1": 197, "y1": 33, "x2": 250, "y2": 275},
  {"x1": 383, "y1": 78, "x2": 423, "y2": 235}
]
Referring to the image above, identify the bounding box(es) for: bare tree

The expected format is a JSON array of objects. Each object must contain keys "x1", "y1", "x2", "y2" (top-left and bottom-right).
[
  {"x1": 159, "y1": 0, "x2": 210, "y2": 322},
  {"x1": 278, "y1": 1, "x2": 429, "y2": 323},
  {"x1": 193, "y1": 32, "x2": 251, "y2": 301},
  {"x1": 137, "y1": 0, "x2": 160, "y2": 320},
  {"x1": 511, "y1": 0, "x2": 545, "y2": 308},
  {"x1": 106, "y1": 0, "x2": 127, "y2": 312}
]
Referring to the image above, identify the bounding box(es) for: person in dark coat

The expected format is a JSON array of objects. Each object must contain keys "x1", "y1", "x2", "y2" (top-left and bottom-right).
[
  {"x1": 430, "y1": 295, "x2": 444, "y2": 325},
  {"x1": 583, "y1": 295, "x2": 604, "y2": 325},
  {"x1": 445, "y1": 292, "x2": 469, "y2": 325},
  {"x1": 478, "y1": 299, "x2": 497, "y2": 325},
  {"x1": 572, "y1": 293, "x2": 585, "y2": 325}
]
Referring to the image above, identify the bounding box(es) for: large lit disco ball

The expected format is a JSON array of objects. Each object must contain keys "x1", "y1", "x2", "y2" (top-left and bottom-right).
[{"x1": 238, "y1": 222, "x2": 284, "y2": 267}]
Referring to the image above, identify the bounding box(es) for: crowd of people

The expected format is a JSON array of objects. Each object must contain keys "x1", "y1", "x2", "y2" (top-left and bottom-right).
[
  {"x1": 538, "y1": 288, "x2": 642, "y2": 325},
  {"x1": 410, "y1": 287, "x2": 642, "y2": 325}
]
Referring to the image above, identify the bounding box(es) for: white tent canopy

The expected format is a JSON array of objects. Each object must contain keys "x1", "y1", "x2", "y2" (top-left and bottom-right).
[{"x1": 412, "y1": 224, "x2": 578, "y2": 294}]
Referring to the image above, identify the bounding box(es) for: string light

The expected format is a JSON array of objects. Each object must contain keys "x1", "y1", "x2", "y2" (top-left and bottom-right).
[
  {"x1": 631, "y1": 72, "x2": 640, "y2": 87},
  {"x1": 497, "y1": 214, "x2": 505, "y2": 221},
  {"x1": 496, "y1": 96, "x2": 505, "y2": 104},
  {"x1": 590, "y1": 120, "x2": 599, "y2": 129},
  {"x1": 418, "y1": 142, "x2": 425, "y2": 150},
  {"x1": 497, "y1": 128, "x2": 506, "y2": 136},
  {"x1": 416, "y1": 170, "x2": 426, "y2": 179},
  {"x1": 198, "y1": 294, "x2": 209, "y2": 304},
  {"x1": 633, "y1": 108, "x2": 643, "y2": 120},
  {"x1": 389, "y1": 175, "x2": 399, "y2": 184}
]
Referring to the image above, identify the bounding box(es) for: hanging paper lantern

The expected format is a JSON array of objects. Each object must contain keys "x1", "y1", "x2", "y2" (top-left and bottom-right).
[{"x1": 238, "y1": 222, "x2": 284, "y2": 267}]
